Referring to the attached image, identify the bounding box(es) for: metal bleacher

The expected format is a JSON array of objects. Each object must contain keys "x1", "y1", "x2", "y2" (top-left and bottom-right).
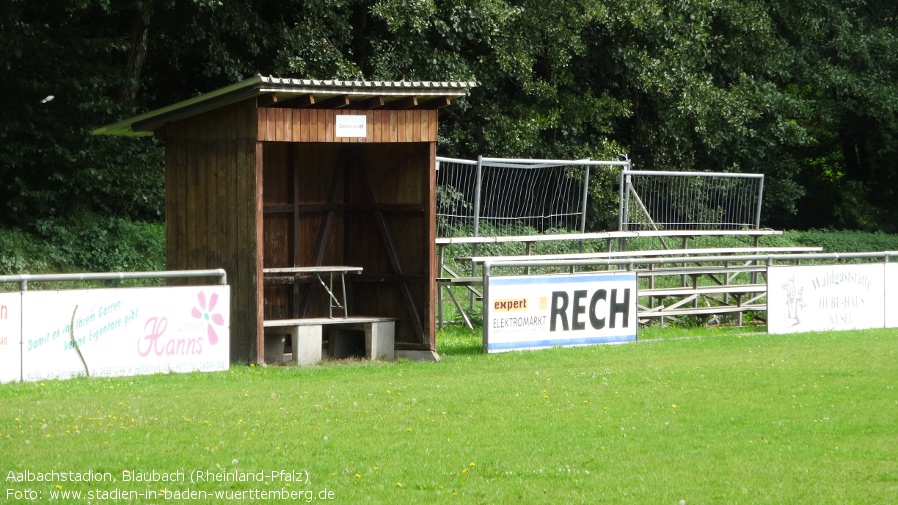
[{"x1": 436, "y1": 230, "x2": 824, "y2": 328}]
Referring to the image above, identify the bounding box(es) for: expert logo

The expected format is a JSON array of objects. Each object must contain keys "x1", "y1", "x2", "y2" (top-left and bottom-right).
[{"x1": 493, "y1": 298, "x2": 529, "y2": 311}]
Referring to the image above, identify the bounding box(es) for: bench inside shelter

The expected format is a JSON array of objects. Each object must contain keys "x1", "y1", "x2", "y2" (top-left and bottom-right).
[{"x1": 262, "y1": 266, "x2": 397, "y2": 364}]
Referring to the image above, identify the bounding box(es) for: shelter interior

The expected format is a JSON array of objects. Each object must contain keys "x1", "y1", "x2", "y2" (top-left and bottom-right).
[{"x1": 261, "y1": 141, "x2": 434, "y2": 348}]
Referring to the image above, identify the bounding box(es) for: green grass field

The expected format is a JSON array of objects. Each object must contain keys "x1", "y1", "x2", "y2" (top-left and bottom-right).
[{"x1": 1, "y1": 325, "x2": 896, "y2": 504}]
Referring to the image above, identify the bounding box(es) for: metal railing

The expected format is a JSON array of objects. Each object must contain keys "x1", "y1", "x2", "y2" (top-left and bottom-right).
[
  {"x1": 0, "y1": 269, "x2": 228, "y2": 290},
  {"x1": 479, "y1": 251, "x2": 898, "y2": 325}
]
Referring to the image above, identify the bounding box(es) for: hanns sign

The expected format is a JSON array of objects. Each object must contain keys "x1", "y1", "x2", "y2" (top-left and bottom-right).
[{"x1": 485, "y1": 272, "x2": 637, "y2": 352}]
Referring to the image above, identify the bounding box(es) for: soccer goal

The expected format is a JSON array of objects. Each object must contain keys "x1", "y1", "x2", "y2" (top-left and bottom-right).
[
  {"x1": 436, "y1": 156, "x2": 630, "y2": 238},
  {"x1": 619, "y1": 170, "x2": 765, "y2": 231}
]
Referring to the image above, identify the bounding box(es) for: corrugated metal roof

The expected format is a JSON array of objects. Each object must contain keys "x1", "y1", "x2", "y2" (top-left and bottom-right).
[{"x1": 92, "y1": 75, "x2": 476, "y2": 137}]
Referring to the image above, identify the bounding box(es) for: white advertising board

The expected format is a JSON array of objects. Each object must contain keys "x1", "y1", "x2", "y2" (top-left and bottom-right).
[
  {"x1": 0, "y1": 293, "x2": 22, "y2": 383},
  {"x1": 767, "y1": 264, "x2": 884, "y2": 334},
  {"x1": 335, "y1": 114, "x2": 367, "y2": 138},
  {"x1": 20, "y1": 286, "x2": 229, "y2": 381},
  {"x1": 485, "y1": 271, "x2": 638, "y2": 352}
]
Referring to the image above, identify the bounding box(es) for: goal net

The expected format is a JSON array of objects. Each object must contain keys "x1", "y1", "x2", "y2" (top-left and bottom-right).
[
  {"x1": 436, "y1": 157, "x2": 629, "y2": 238},
  {"x1": 619, "y1": 170, "x2": 765, "y2": 231}
]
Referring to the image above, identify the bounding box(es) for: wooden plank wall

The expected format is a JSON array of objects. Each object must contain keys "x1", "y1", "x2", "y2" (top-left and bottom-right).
[
  {"x1": 257, "y1": 109, "x2": 438, "y2": 143},
  {"x1": 157, "y1": 99, "x2": 262, "y2": 363}
]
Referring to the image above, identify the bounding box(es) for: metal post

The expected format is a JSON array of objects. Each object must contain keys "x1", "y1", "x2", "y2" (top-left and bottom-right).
[
  {"x1": 482, "y1": 261, "x2": 491, "y2": 353},
  {"x1": 437, "y1": 245, "x2": 444, "y2": 330},
  {"x1": 754, "y1": 176, "x2": 765, "y2": 230},
  {"x1": 473, "y1": 155, "x2": 483, "y2": 238},
  {"x1": 579, "y1": 164, "x2": 591, "y2": 255},
  {"x1": 579, "y1": 164, "x2": 590, "y2": 234},
  {"x1": 470, "y1": 156, "x2": 484, "y2": 310},
  {"x1": 619, "y1": 170, "x2": 628, "y2": 231}
]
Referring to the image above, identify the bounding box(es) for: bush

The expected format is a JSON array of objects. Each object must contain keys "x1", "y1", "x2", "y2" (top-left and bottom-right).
[{"x1": 2, "y1": 216, "x2": 165, "y2": 277}]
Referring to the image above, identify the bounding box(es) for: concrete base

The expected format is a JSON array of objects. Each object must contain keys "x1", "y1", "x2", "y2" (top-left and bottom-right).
[
  {"x1": 263, "y1": 317, "x2": 395, "y2": 365},
  {"x1": 264, "y1": 325, "x2": 322, "y2": 366},
  {"x1": 291, "y1": 325, "x2": 324, "y2": 365},
  {"x1": 365, "y1": 320, "x2": 395, "y2": 360},
  {"x1": 263, "y1": 334, "x2": 287, "y2": 364},
  {"x1": 395, "y1": 349, "x2": 441, "y2": 362},
  {"x1": 328, "y1": 320, "x2": 395, "y2": 360}
]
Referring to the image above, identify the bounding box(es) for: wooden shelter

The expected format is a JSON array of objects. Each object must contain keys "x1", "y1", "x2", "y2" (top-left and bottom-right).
[{"x1": 94, "y1": 76, "x2": 474, "y2": 362}]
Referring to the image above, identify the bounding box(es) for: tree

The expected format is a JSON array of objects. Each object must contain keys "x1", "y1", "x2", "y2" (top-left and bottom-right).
[{"x1": 2, "y1": 0, "x2": 897, "y2": 234}]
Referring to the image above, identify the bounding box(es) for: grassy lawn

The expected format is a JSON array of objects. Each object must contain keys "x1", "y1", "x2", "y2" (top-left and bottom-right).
[{"x1": 1, "y1": 325, "x2": 896, "y2": 504}]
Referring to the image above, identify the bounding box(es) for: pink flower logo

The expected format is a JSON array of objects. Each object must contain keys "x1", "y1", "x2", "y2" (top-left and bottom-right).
[{"x1": 192, "y1": 291, "x2": 225, "y2": 345}]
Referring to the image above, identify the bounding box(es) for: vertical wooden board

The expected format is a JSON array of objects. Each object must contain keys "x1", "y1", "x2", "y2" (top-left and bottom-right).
[
  {"x1": 292, "y1": 108, "x2": 302, "y2": 142},
  {"x1": 290, "y1": 145, "x2": 300, "y2": 267},
  {"x1": 213, "y1": 107, "x2": 231, "y2": 271},
  {"x1": 274, "y1": 108, "x2": 285, "y2": 142},
  {"x1": 262, "y1": 143, "x2": 290, "y2": 205},
  {"x1": 404, "y1": 111, "x2": 415, "y2": 142},
  {"x1": 396, "y1": 110, "x2": 408, "y2": 142},
  {"x1": 263, "y1": 215, "x2": 290, "y2": 266},
  {"x1": 311, "y1": 110, "x2": 320, "y2": 142},
  {"x1": 203, "y1": 114, "x2": 219, "y2": 273},
  {"x1": 425, "y1": 141, "x2": 437, "y2": 349},
  {"x1": 336, "y1": 110, "x2": 346, "y2": 143},
  {"x1": 429, "y1": 110, "x2": 438, "y2": 141},
  {"x1": 229, "y1": 122, "x2": 242, "y2": 281},
  {"x1": 373, "y1": 110, "x2": 384, "y2": 142},
  {"x1": 284, "y1": 108, "x2": 293, "y2": 141},
  {"x1": 413, "y1": 111, "x2": 422, "y2": 142},
  {"x1": 267, "y1": 109, "x2": 277, "y2": 142},
  {"x1": 256, "y1": 108, "x2": 267, "y2": 141},
  {"x1": 295, "y1": 143, "x2": 328, "y2": 204},
  {"x1": 300, "y1": 109, "x2": 310, "y2": 141},
  {"x1": 185, "y1": 124, "x2": 199, "y2": 272},
  {"x1": 254, "y1": 142, "x2": 265, "y2": 361},
  {"x1": 389, "y1": 111, "x2": 399, "y2": 142},
  {"x1": 215, "y1": 107, "x2": 233, "y2": 300},
  {"x1": 234, "y1": 100, "x2": 260, "y2": 363},
  {"x1": 416, "y1": 111, "x2": 425, "y2": 142},
  {"x1": 196, "y1": 124, "x2": 211, "y2": 275},
  {"x1": 164, "y1": 134, "x2": 188, "y2": 275},
  {"x1": 319, "y1": 110, "x2": 328, "y2": 142}
]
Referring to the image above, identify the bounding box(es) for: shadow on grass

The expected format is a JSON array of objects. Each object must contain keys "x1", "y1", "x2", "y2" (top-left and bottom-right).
[{"x1": 436, "y1": 321, "x2": 769, "y2": 358}]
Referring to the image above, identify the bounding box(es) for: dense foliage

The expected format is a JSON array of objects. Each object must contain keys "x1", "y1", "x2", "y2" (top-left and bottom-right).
[{"x1": 1, "y1": 0, "x2": 897, "y2": 247}]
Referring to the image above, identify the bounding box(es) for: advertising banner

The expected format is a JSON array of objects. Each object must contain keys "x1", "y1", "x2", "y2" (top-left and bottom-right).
[
  {"x1": 485, "y1": 271, "x2": 637, "y2": 352},
  {"x1": 20, "y1": 286, "x2": 229, "y2": 381},
  {"x1": 767, "y1": 264, "x2": 884, "y2": 334},
  {"x1": 0, "y1": 292, "x2": 22, "y2": 383}
]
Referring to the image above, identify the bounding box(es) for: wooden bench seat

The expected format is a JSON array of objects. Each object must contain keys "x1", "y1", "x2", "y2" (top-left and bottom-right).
[{"x1": 263, "y1": 317, "x2": 397, "y2": 365}]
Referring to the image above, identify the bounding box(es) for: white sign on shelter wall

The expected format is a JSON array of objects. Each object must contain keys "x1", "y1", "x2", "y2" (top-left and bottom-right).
[
  {"x1": 767, "y1": 264, "x2": 885, "y2": 334},
  {"x1": 335, "y1": 115, "x2": 367, "y2": 138}
]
